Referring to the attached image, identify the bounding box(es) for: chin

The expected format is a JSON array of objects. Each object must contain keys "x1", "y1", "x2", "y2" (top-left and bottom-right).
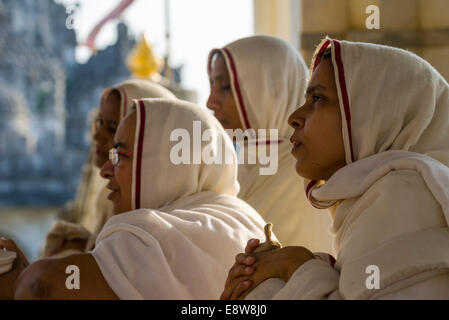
[
  {"x1": 295, "y1": 162, "x2": 316, "y2": 180},
  {"x1": 112, "y1": 204, "x2": 124, "y2": 215},
  {"x1": 113, "y1": 202, "x2": 132, "y2": 215}
]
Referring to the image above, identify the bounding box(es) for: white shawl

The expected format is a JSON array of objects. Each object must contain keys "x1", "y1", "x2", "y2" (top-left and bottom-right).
[
  {"x1": 91, "y1": 98, "x2": 267, "y2": 299},
  {"x1": 208, "y1": 35, "x2": 333, "y2": 251},
  {"x1": 248, "y1": 39, "x2": 449, "y2": 299}
]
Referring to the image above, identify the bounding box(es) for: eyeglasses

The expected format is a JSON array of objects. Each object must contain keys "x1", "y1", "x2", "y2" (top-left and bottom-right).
[{"x1": 109, "y1": 147, "x2": 132, "y2": 166}]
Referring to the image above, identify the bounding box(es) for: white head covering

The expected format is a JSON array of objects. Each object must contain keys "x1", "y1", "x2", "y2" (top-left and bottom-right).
[
  {"x1": 84, "y1": 80, "x2": 177, "y2": 229},
  {"x1": 207, "y1": 35, "x2": 333, "y2": 250},
  {"x1": 112, "y1": 79, "x2": 177, "y2": 121},
  {"x1": 91, "y1": 98, "x2": 266, "y2": 299},
  {"x1": 207, "y1": 35, "x2": 308, "y2": 139},
  {"x1": 130, "y1": 98, "x2": 239, "y2": 210},
  {"x1": 306, "y1": 38, "x2": 449, "y2": 220}
]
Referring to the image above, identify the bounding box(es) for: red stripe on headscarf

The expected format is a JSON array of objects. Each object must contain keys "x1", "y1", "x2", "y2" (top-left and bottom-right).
[
  {"x1": 306, "y1": 180, "x2": 318, "y2": 200},
  {"x1": 135, "y1": 99, "x2": 146, "y2": 209},
  {"x1": 222, "y1": 48, "x2": 252, "y2": 130},
  {"x1": 312, "y1": 40, "x2": 331, "y2": 73},
  {"x1": 333, "y1": 40, "x2": 355, "y2": 162}
]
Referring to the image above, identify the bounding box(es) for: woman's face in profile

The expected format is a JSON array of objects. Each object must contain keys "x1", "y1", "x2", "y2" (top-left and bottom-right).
[
  {"x1": 93, "y1": 90, "x2": 121, "y2": 168},
  {"x1": 288, "y1": 57, "x2": 346, "y2": 181},
  {"x1": 100, "y1": 111, "x2": 135, "y2": 215},
  {"x1": 207, "y1": 53, "x2": 243, "y2": 130}
]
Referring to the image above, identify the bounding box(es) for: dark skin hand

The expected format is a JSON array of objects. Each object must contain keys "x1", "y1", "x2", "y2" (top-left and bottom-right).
[{"x1": 220, "y1": 239, "x2": 315, "y2": 300}]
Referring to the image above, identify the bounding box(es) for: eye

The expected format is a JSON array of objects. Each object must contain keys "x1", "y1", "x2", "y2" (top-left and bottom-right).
[
  {"x1": 95, "y1": 118, "x2": 103, "y2": 127},
  {"x1": 221, "y1": 85, "x2": 231, "y2": 91},
  {"x1": 108, "y1": 125, "x2": 117, "y2": 133},
  {"x1": 312, "y1": 95, "x2": 322, "y2": 102}
]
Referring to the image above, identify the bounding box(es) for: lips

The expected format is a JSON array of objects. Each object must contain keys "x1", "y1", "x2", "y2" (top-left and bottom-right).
[
  {"x1": 106, "y1": 182, "x2": 120, "y2": 201},
  {"x1": 106, "y1": 182, "x2": 119, "y2": 193},
  {"x1": 107, "y1": 191, "x2": 119, "y2": 201},
  {"x1": 290, "y1": 135, "x2": 302, "y2": 152}
]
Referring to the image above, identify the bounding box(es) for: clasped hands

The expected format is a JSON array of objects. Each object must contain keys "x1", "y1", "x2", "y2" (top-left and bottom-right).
[{"x1": 220, "y1": 238, "x2": 315, "y2": 300}]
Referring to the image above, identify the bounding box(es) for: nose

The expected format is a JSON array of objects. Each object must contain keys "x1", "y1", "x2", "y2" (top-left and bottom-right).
[
  {"x1": 288, "y1": 108, "x2": 305, "y2": 129},
  {"x1": 100, "y1": 159, "x2": 114, "y2": 179},
  {"x1": 93, "y1": 124, "x2": 106, "y2": 144},
  {"x1": 206, "y1": 91, "x2": 221, "y2": 112}
]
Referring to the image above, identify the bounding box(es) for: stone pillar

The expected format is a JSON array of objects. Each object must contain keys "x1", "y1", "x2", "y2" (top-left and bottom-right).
[
  {"x1": 299, "y1": 0, "x2": 348, "y2": 64},
  {"x1": 254, "y1": 0, "x2": 301, "y2": 48},
  {"x1": 419, "y1": 0, "x2": 449, "y2": 81},
  {"x1": 297, "y1": 0, "x2": 449, "y2": 81}
]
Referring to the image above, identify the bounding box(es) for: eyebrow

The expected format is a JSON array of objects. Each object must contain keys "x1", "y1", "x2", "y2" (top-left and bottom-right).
[
  {"x1": 306, "y1": 84, "x2": 328, "y2": 94},
  {"x1": 210, "y1": 74, "x2": 226, "y2": 82},
  {"x1": 98, "y1": 113, "x2": 118, "y2": 125}
]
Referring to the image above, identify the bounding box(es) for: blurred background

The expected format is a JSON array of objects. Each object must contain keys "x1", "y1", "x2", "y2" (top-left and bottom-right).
[{"x1": 1, "y1": 0, "x2": 448, "y2": 261}]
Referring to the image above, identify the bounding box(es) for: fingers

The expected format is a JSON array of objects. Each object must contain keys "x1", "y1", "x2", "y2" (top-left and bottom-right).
[
  {"x1": 0, "y1": 238, "x2": 18, "y2": 251},
  {"x1": 235, "y1": 253, "x2": 255, "y2": 266},
  {"x1": 221, "y1": 276, "x2": 252, "y2": 300},
  {"x1": 220, "y1": 283, "x2": 233, "y2": 300},
  {"x1": 0, "y1": 238, "x2": 29, "y2": 268},
  {"x1": 231, "y1": 264, "x2": 254, "y2": 278},
  {"x1": 221, "y1": 264, "x2": 255, "y2": 300},
  {"x1": 230, "y1": 280, "x2": 252, "y2": 300},
  {"x1": 245, "y1": 238, "x2": 260, "y2": 254}
]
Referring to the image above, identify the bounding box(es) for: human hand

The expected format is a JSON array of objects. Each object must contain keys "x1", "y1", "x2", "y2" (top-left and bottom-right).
[{"x1": 220, "y1": 244, "x2": 315, "y2": 300}]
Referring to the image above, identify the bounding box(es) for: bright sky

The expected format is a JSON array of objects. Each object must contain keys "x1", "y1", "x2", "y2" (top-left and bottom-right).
[{"x1": 55, "y1": 0, "x2": 254, "y2": 106}]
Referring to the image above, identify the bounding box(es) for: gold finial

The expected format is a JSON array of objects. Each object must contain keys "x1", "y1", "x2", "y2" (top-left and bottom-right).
[{"x1": 127, "y1": 33, "x2": 163, "y2": 79}]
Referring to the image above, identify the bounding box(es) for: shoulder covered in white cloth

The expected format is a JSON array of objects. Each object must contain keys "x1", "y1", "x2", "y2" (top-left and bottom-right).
[
  {"x1": 91, "y1": 191, "x2": 266, "y2": 300},
  {"x1": 246, "y1": 168, "x2": 449, "y2": 299}
]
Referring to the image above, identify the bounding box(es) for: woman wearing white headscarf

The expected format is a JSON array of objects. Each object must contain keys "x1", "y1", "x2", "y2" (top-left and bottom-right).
[
  {"x1": 222, "y1": 38, "x2": 449, "y2": 300},
  {"x1": 0, "y1": 98, "x2": 266, "y2": 299},
  {"x1": 207, "y1": 35, "x2": 333, "y2": 252},
  {"x1": 43, "y1": 79, "x2": 176, "y2": 257}
]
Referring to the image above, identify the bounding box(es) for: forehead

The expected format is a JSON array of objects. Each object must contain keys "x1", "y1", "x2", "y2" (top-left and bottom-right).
[
  {"x1": 100, "y1": 90, "x2": 121, "y2": 121},
  {"x1": 309, "y1": 58, "x2": 335, "y2": 86},
  {"x1": 210, "y1": 53, "x2": 229, "y2": 78},
  {"x1": 114, "y1": 111, "x2": 137, "y2": 147}
]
